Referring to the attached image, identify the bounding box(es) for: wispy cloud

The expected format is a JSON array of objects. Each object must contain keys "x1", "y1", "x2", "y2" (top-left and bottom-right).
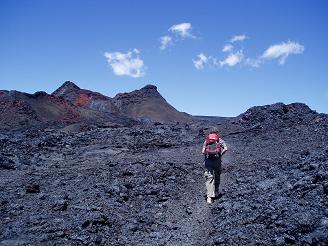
[
  {"x1": 192, "y1": 39, "x2": 304, "y2": 70},
  {"x1": 193, "y1": 53, "x2": 208, "y2": 70},
  {"x1": 219, "y1": 50, "x2": 244, "y2": 67},
  {"x1": 104, "y1": 49, "x2": 145, "y2": 78},
  {"x1": 222, "y1": 44, "x2": 233, "y2": 52},
  {"x1": 230, "y1": 34, "x2": 247, "y2": 43},
  {"x1": 160, "y1": 35, "x2": 173, "y2": 50},
  {"x1": 159, "y1": 22, "x2": 196, "y2": 50},
  {"x1": 169, "y1": 22, "x2": 194, "y2": 38},
  {"x1": 261, "y1": 41, "x2": 304, "y2": 65},
  {"x1": 192, "y1": 50, "x2": 244, "y2": 70},
  {"x1": 245, "y1": 57, "x2": 261, "y2": 68},
  {"x1": 216, "y1": 35, "x2": 245, "y2": 67},
  {"x1": 244, "y1": 41, "x2": 305, "y2": 67}
]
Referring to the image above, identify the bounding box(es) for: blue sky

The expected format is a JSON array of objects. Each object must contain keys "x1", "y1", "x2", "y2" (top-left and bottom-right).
[{"x1": 1, "y1": 0, "x2": 327, "y2": 116}]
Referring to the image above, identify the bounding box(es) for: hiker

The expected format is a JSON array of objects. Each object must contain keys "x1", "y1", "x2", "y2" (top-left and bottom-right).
[{"x1": 201, "y1": 127, "x2": 228, "y2": 204}]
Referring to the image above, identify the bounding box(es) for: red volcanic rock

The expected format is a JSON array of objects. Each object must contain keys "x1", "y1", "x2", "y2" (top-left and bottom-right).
[
  {"x1": 75, "y1": 93, "x2": 91, "y2": 107},
  {"x1": 52, "y1": 81, "x2": 118, "y2": 113}
]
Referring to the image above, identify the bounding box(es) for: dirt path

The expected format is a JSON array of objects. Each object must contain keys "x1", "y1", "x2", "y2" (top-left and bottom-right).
[
  {"x1": 162, "y1": 143, "x2": 236, "y2": 246},
  {"x1": 165, "y1": 169, "x2": 212, "y2": 246}
]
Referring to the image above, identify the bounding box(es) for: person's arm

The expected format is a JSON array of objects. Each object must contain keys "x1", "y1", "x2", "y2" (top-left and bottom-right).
[
  {"x1": 201, "y1": 140, "x2": 207, "y2": 154},
  {"x1": 220, "y1": 139, "x2": 228, "y2": 155}
]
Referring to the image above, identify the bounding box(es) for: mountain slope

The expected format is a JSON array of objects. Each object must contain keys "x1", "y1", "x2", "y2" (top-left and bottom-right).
[
  {"x1": 0, "y1": 81, "x2": 194, "y2": 130},
  {"x1": 0, "y1": 89, "x2": 131, "y2": 130},
  {"x1": 0, "y1": 90, "x2": 85, "y2": 128},
  {"x1": 113, "y1": 84, "x2": 192, "y2": 123},
  {"x1": 53, "y1": 81, "x2": 192, "y2": 123}
]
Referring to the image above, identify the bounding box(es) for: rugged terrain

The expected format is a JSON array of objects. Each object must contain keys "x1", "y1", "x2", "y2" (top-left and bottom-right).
[{"x1": 0, "y1": 99, "x2": 327, "y2": 245}]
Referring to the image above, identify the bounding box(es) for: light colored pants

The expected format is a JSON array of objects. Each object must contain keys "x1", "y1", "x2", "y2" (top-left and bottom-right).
[{"x1": 204, "y1": 157, "x2": 221, "y2": 198}]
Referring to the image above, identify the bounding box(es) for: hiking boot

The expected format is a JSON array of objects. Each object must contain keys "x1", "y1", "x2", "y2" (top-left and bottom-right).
[{"x1": 207, "y1": 197, "x2": 213, "y2": 204}]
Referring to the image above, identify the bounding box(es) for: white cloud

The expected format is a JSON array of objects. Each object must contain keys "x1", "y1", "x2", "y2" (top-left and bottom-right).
[
  {"x1": 245, "y1": 58, "x2": 261, "y2": 68},
  {"x1": 193, "y1": 53, "x2": 208, "y2": 70},
  {"x1": 160, "y1": 35, "x2": 173, "y2": 50},
  {"x1": 219, "y1": 50, "x2": 244, "y2": 67},
  {"x1": 261, "y1": 41, "x2": 304, "y2": 65},
  {"x1": 230, "y1": 34, "x2": 247, "y2": 43},
  {"x1": 104, "y1": 49, "x2": 145, "y2": 78},
  {"x1": 192, "y1": 36, "x2": 304, "y2": 70},
  {"x1": 159, "y1": 22, "x2": 195, "y2": 50},
  {"x1": 222, "y1": 44, "x2": 233, "y2": 52},
  {"x1": 169, "y1": 22, "x2": 194, "y2": 38}
]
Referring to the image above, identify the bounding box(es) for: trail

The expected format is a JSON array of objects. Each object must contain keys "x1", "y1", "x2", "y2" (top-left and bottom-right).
[
  {"x1": 162, "y1": 143, "x2": 236, "y2": 246},
  {"x1": 164, "y1": 169, "x2": 212, "y2": 246}
]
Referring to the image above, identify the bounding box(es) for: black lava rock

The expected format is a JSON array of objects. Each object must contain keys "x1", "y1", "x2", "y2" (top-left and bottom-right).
[
  {"x1": 0, "y1": 102, "x2": 327, "y2": 245},
  {"x1": 25, "y1": 183, "x2": 40, "y2": 193}
]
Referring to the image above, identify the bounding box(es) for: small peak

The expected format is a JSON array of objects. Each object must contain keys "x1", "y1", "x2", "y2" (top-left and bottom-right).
[
  {"x1": 52, "y1": 81, "x2": 81, "y2": 96},
  {"x1": 61, "y1": 81, "x2": 80, "y2": 90},
  {"x1": 32, "y1": 91, "x2": 48, "y2": 98},
  {"x1": 285, "y1": 103, "x2": 313, "y2": 114},
  {"x1": 141, "y1": 84, "x2": 157, "y2": 91}
]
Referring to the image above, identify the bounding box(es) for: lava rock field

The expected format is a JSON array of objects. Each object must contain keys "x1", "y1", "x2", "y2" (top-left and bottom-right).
[{"x1": 0, "y1": 103, "x2": 327, "y2": 245}]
